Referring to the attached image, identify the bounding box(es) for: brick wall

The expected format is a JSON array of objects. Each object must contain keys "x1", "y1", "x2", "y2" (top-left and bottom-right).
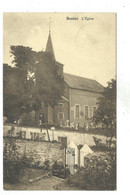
[{"x1": 4, "y1": 137, "x2": 64, "y2": 167}]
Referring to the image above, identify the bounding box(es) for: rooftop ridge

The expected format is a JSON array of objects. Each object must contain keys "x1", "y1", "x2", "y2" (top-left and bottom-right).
[
  {"x1": 64, "y1": 72, "x2": 99, "y2": 83},
  {"x1": 63, "y1": 72, "x2": 104, "y2": 92}
]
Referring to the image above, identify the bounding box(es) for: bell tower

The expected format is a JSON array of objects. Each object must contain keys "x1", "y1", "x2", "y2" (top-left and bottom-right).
[{"x1": 45, "y1": 17, "x2": 55, "y2": 60}]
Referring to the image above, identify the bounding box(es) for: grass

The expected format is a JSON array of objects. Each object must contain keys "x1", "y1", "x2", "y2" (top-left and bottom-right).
[{"x1": 4, "y1": 167, "x2": 80, "y2": 190}]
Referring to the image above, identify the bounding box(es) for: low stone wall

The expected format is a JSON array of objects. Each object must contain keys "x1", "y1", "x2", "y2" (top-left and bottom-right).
[
  {"x1": 4, "y1": 137, "x2": 64, "y2": 166},
  {"x1": 3, "y1": 125, "x2": 107, "y2": 146}
]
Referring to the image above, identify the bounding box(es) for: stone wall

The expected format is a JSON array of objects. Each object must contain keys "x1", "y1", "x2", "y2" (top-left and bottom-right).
[
  {"x1": 4, "y1": 137, "x2": 64, "y2": 167},
  {"x1": 3, "y1": 125, "x2": 106, "y2": 147}
]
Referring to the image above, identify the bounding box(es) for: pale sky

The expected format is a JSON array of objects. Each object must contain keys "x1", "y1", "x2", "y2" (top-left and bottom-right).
[{"x1": 3, "y1": 12, "x2": 116, "y2": 86}]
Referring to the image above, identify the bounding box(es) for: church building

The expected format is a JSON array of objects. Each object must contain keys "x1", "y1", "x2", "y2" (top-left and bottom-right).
[{"x1": 43, "y1": 31, "x2": 104, "y2": 129}]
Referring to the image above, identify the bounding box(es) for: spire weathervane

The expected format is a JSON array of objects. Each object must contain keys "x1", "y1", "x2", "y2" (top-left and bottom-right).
[
  {"x1": 49, "y1": 17, "x2": 51, "y2": 33},
  {"x1": 45, "y1": 17, "x2": 55, "y2": 60}
]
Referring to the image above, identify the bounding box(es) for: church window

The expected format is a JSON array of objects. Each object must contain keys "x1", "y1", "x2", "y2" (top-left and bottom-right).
[
  {"x1": 58, "y1": 112, "x2": 64, "y2": 120},
  {"x1": 92, "y1": 106, "x2": 96, "y2": 117},
  {"x1": 84, "y1": 106, "x2": 89, "y2": 119},
  {"x1": 58, "y1": 103, "x2": 64, "y2": 112},
  {"x1": 75, "y1": 105, "x2": 80, "y2": 118}
]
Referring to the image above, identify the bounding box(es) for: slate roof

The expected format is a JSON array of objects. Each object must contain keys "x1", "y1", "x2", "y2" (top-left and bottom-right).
[
  {"x1": 64, "y1": 73, "x2": 104, "y2": 93},
  {"x1": 45, "y1": 32, "x2": 55, "y2": 60}
]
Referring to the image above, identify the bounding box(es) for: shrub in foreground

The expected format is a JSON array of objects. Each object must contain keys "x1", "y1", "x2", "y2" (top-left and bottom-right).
[
  {"x1": 67, "y1": 152, "x2": 116, "y2": 190},
  {"x1": 3, "y1": 138, "x2": 31, "y2": 183}
]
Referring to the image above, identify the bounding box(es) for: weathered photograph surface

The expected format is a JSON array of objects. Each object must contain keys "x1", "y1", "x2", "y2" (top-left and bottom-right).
[{"x1": 3, "y1": 13, "x2": 116, "y2": 190}]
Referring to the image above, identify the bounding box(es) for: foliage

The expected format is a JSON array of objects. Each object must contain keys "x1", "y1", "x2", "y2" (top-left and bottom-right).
[
  {"x1": 92, "y1": 136, "x2": 116, "y2": 153},
  {"x1": 19, "y1": 112, "x2": 37, "y2": 126},
  {"x1": 93, "y1": 136, "x2": 103, "y2": 147},
  {"x1": 93, "y1": 79, "x2": 116, "y2": 141},
  {"x1": 33, "y1": 52, "x2": 64, "y2": 107},
  {"x1": 3, "y1": 46, "x2": 64, "y2": 123},
  {"x1": 3, "y1": 52, "x2": 35, "y2": 123},
  {"x1": 67, "y1": 152, "x2": 116, "y2": 190},
  {"x1": 10, "y1": 46, "x2": 36, "y2": 85},
  {"x1": 43, "y1": 160, "x2": 50, "y2": 170},
  {"x1": 3, "y1": 138, "x2": 31, "y2": 183},
  {"x1": 10, "y1": 46, "x2": 37, "y2": 113},
  {"x1": 3, "y1": 64, "x2": 23, "y2": 122},
  {"x1": 52, "y1": 161, "x2": 67, "y2": 178}
]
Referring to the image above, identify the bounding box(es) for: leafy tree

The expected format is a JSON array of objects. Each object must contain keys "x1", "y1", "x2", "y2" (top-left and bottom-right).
[
  {"x1": 3, "y1": 64, "x2": 23, "y2": 122},
  {"x1": 4, "y1": 46, "x2": 64, "y2": 123},
  {"x1": 10, "y1": 46, "x2": 36, "y2": 111},
  {"x1": 93, "y1": 79, "x2": 116, "y2": 144},
  {"x1": 3, "y1": 62, "x2": 35, "y2": 122},
  {"x1": 10, "y1": 46, "x2": 36, "y2": 87},
  {"x1": 3, "y1": 46, "x2": 38, "y2": 122},
  {"x1": 33, "y1": 52, "x2": 64, "y2": 108}
]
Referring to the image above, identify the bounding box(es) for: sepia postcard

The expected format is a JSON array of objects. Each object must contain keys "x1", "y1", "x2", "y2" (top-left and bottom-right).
[{"x1": 3, "y1": 12, "x2": 116, "y2": 191}]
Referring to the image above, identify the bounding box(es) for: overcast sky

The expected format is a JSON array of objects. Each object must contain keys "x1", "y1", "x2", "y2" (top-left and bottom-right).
[{"x1": 3, "y1": 12, "x2": 116, "y2": 86}]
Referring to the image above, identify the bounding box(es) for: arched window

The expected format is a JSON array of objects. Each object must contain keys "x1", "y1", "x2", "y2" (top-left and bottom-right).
[
  {"x1": 84, "y1": 106, "x2": 89, "y2": 119},
  {"x1": 92, "y1": 106, "x2": 96, "y2": 117},
  {"x1": 75, "y1": 105, "x2": 80, "y2": 118}
]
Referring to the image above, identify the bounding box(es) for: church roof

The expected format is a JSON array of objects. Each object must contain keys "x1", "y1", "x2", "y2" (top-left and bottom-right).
[
  {"x1": 64, "y1": 73, "x2": 104, "y2": 93},
  {"x1": 45, "y1": 32, "x2": 55, "y2": 60},
  {"x1": 55, "y1": 61, "x2": 64, "y2": 66}
]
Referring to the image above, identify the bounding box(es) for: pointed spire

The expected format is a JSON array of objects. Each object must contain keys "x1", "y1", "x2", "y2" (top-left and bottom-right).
[
  {"x1": 45, "y1": 32, "x2": 55, "y2": 59},
  {"x1": 45, "y1": 18, "x2": 55, "y2": 60},
  {"x1": 49, "y1": 17, "x2": 51, "y2": 33}
]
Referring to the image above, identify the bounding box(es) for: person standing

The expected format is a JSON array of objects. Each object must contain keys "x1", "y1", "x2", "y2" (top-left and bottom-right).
[{"x1": 39, "y1": 113, "x2": 44, "y2": 132}]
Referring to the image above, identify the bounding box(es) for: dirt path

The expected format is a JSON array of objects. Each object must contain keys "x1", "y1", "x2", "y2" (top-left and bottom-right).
[
  {"x1": 4, "y1": 168, "x2": 81, "y2": 190},
  {"x1": 4, "y1": 176, "x2": 80, "y2": 190}
]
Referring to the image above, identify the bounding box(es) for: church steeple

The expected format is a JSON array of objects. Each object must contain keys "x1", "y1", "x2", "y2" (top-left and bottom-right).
[{"x1": 45, "y1": 31, "x2": 55, "y2": 60}]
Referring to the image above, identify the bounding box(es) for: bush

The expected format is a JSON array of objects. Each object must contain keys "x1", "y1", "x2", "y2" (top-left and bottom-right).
[
  {"x1": 4, "y1": 159, "x2": 25, "y2": 183},
  {"x1": 19, "y1": 112, "x2": 37, "y2": 126},
  {"x1": 52, "y1": 161, "x2": 66, "y2": 178},
  {"x1": 67, "y1": 152, "x2": 116, "y2": 190},
  {"x1": 43, "y1": 160, "x2": 50, "y2": 170},
  {"x1": 93, "y1": 136, "x2": 103, "y2": 147},
  {"x1": 3, "y1": 138, "x2": 31, "y2": 183},
  {"x1": 92, "y1": 136, "x2": 116, "y2": 154}
]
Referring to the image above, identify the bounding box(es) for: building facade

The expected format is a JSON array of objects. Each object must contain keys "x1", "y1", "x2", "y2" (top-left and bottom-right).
[{"x1": 42, "y1": 32, "x2": 104, "y2": 128}]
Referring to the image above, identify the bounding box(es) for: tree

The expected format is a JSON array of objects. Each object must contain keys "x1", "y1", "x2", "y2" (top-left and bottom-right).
[
  {"x1": 34, "y1": 52, "x2": 64, "y2": 107},
  {"x1": 93, "y1": 79, "x2": 116, "y2": 143},
  {"x1": 4, "y1": 46, "x2": 64, "y2": 123},
  {"x1": 3, "y1": 64, "x2": 24, "y2": 122},
  {"x1": 10, "y1": 46, "x2": 36, "y2": 86},
  {"x1": 3, "y1": 51, "x2": 37, "y2": 122}
]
